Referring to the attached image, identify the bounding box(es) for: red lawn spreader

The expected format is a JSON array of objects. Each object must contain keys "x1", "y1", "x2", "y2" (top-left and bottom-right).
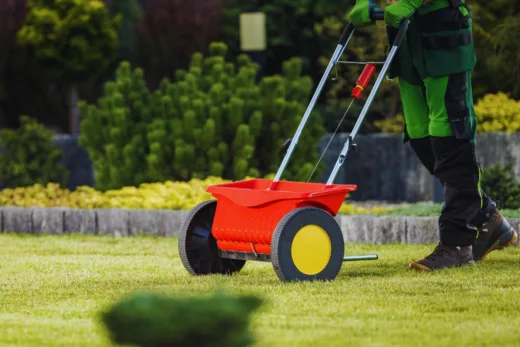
[{"x1": 179, "y1": 9, "x2": 410, "y2": 282}]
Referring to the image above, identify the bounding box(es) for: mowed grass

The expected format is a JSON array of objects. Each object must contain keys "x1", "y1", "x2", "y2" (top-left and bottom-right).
[{"x1": 1, "y1": 234, "x2": 520, "y2": 347}]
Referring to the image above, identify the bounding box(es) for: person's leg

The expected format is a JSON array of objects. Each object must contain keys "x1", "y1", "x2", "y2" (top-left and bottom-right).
[
  {"x1": 398, "y1": 79, "x2": 429, "y2": 141},
  {"x1": 398, "y1": 79, "x2": 440, "y2": 176},
  {"x1": 428, "y1": 71, "x2": 517, "y2": 261},
  {"x1": 409, "y1": 71, "x2": 517, "y2": 270},
  {"x1": 388, "y1": 21, "x2": 439, "y2": 176},
  {"x1": 389, "y1": 10, "x2": 516, "y2": 265},
  {"x1": 463, "y1": 76, "x2": 518, "y2": 261},
  {"x1": 427, "y1": 72, "x2": 481, "y2": 247},
  {"x1": 409, "y1": 72, "x2": 479, "y2": 270}
]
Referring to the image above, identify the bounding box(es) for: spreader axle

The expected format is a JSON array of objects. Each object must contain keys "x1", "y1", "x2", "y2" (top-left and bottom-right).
[{"x1": 343, "y1": 254, "x2": 379, "y2": 262}]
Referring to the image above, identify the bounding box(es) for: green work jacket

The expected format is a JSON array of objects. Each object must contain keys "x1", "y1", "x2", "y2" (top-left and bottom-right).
[{"x1": 387, "y1": 0, "x2": 476, "y2": 83}]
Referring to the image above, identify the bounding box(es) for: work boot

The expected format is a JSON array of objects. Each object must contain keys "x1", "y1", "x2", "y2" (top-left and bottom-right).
[
  {"x1": 472, "y1": 209, "x2": 518, "y2": 262},
  {"x1": 409, "y1": 243, "x2": 475, "y2": 271}
]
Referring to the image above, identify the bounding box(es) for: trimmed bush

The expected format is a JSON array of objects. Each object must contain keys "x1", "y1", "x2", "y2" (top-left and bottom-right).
[
  {"x1": 0, "y1": 116, "x2": 68, "y2": 188},
  {"x1": 101, "y1": 291, "x2": 263, "y2": 347},
  {"x1": 78, "y1": 42, "x2": 326, "y2": 190}
]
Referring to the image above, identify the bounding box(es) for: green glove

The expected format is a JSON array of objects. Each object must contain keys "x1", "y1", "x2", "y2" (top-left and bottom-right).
[
  {"x1": 349, "y1": 0, "x2": 376, "y2": 27},
  {"x1": 384, "y1": 0, "x2": 424, "y2": 28}
]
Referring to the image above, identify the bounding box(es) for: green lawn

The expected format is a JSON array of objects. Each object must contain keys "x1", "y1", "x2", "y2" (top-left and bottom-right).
[{"x1": 1, "y1": 234, "x2": 520, "y2": 347}]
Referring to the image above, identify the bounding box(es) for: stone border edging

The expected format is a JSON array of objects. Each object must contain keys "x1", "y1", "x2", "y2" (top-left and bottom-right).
[{"x1": 1, "y1": 207, "x2": 519, "y2": 246}]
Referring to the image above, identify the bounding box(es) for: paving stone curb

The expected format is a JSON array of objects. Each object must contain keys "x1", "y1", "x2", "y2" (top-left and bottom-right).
[{"x1": 1, "y1": 207, "x2": 518, "y2": 246}]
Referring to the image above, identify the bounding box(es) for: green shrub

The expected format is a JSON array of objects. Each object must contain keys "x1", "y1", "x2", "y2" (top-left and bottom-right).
[
  {"x1": 17, "y1": 0, "x2": 120, "y2": 82},
  {"x1": 474, "y1": 92, "x2": 520, "y2": 133},
  {"x1": 79, "y1": 42, "x2": 325, "y2": 190},
  {"x1": 100, "y1": 292, "x2": 263, "y2": 347},
  {"x1": 17, "y1": 0, "x2": 121, "y2": 132},
  {"x1": 373, "y1": 113, "x2": 404, "y2": 134},
  {"x1": 481, "y1": 162, "x2": 520, "y2": 210},
  {"x1": 0, "y1": 116, "x2": 68, "y2": 188}
]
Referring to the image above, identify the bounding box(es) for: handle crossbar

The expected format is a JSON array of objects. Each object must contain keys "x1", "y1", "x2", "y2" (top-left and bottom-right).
[{"x1": 270, "y1": 7, "x2": 409, "y2": 189}]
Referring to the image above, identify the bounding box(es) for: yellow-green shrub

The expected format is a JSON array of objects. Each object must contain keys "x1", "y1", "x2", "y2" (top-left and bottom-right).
[
  {"x1": 373, "y1": 113, "x2": 404, "y2": 134},
  {"x1": 372, "y1": 92, "x2": 520, "y2": 134},
  {"x1": 475, "y1": 92, "x2": 520, "y2": 133},
  {"x1": 0, "y1": 177, "x2": 227, "y2": 210},
  {"x1": 0, "y1": 177, "x2": 394, "y2": 215}
]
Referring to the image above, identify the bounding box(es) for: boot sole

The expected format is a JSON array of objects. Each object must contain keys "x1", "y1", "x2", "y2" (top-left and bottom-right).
[
  {"x1": 408, "y1": 260, "x2": 476, "y2": 271},
  {"x1": 408, "y1": 263, "x2": 431, "y2": 271},
  {"x1": 480, "y1": 228, "x2": 518, "y2": 262}
]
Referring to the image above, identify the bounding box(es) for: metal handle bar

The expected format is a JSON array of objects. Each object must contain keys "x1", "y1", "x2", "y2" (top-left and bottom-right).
[
  {"x1": 270, "y1": 6, "x2": 408, "y2": 189},
  {"x1": 326, "y1": 19, "x2": 409, "y2": 186}
]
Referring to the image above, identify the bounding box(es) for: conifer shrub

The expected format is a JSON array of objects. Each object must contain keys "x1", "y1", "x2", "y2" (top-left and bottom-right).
[
  {"x1": 481, "y1": 162, "x2": 520, "y2": 210},
  {"x1": 78, "y1": 42, "x2": 325, "y2": 190}
]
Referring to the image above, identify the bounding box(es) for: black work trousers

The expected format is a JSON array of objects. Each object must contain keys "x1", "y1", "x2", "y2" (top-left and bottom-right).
[{"x1": 409, "y1": 136, "x2": 496, "y2": 246}]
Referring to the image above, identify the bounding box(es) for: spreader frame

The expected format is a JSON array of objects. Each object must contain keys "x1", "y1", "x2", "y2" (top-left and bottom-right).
[{"x1": 178, "y1": 9, "x2": 410, "y2": 282}]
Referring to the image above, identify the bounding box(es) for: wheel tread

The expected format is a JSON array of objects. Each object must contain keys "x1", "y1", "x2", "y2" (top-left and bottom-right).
[
  {"x1": 271, "y1": 206, "x2": 344, "y2": 282},
  {"x1": 178, "y1": 200, "x2": 246, "y2": 276}
]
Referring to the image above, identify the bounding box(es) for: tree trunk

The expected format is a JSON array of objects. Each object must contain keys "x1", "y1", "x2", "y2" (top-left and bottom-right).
[{"x1": 65, "y1": 83, "x2": 79, "y2": 133}]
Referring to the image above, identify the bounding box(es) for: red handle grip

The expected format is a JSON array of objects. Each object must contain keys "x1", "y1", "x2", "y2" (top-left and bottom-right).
[{"x1": 351, "y1": 64, "x2": 376, "y2": 100}]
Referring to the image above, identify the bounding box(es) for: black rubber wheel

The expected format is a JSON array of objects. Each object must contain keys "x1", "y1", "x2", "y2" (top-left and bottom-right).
[
  {"x1": 271, "y1": 207, "x2": 344, "y2": 282},
  {"x1": 178, "y1": 200, "x2": 246, "y2": 276}
]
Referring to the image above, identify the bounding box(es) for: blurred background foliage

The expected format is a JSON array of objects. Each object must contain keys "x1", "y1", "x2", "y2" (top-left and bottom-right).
[
  {"x1": 1, "y1": 0, "x2": 519, "y2": 133},
  {"x1": 0, "y1": 0, "x2": 518, "y2": 192},
  {"x1": 16, "y1": 0, "x2": 121, "y2": 133}
]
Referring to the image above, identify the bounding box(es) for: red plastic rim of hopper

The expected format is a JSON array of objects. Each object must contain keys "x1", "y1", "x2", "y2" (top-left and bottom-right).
[{"x1": 206, "y1": 179, "x2": 357, "y2": 255}]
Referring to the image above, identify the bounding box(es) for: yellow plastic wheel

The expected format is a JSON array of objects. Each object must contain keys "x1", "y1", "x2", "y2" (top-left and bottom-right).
[{"x1": 271, "y1": 207, "x2": 344, "y2": 282}]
